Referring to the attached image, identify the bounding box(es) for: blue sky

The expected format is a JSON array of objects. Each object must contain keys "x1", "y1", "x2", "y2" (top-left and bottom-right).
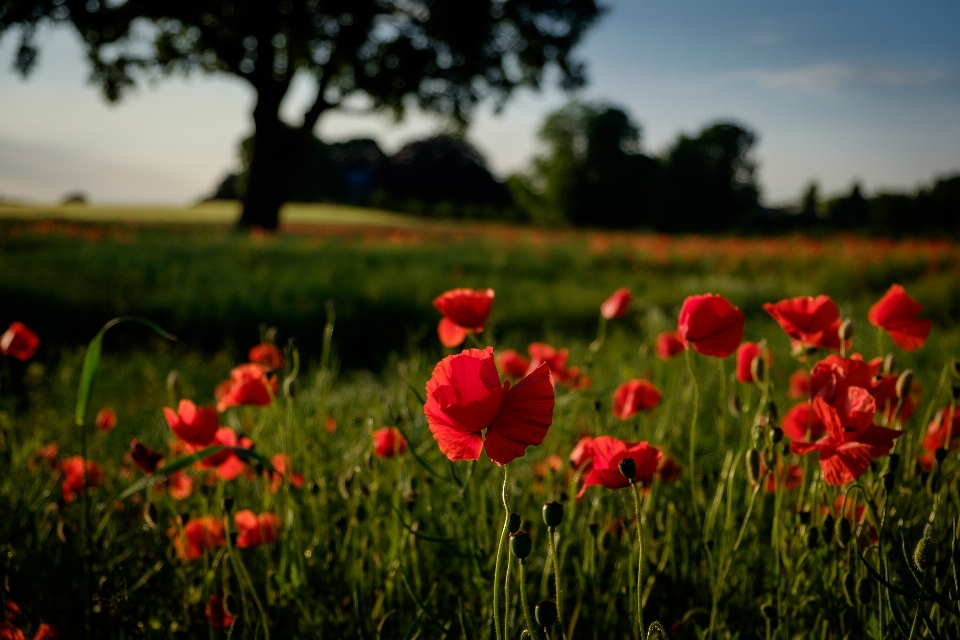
[{"x1": 1, "y1": 0, "x2": 958, "y2": 205}]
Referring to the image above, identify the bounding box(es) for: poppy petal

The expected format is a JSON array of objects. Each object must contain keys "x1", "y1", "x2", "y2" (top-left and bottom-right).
[
  {"x1": 820, "y1": 442, "x2": 873, "y2": 485},
  {"x1": 437, "y1": 318, "x2": 469, "y2": 348},
  {"x1": 484, "y1": 363, "x2": 555, "y2": 465}
]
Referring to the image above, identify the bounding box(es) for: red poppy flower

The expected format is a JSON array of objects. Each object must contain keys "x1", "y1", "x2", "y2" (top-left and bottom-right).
[
  {"x1": 527, "y1": 342, "x2": 583, "y2": 387},
  {"x1": 600, "y1": 288, "x2": 632, "y2": 320},
  {"x1": 423, "y1": 347, "x2": 555, "y2": 465},
  {"x1": 497, "y1": 349, "x2": 531, "y2": 379},
  {"x1": 174, "y1": 516, "x2": 224, "y2": 561},
  {"x1": 781, "y1": 402, "x2": 826, "y2": 442},
  {"x1": 763, "y1": 296, "x2": 842, "y2": 351},
  {"x1": 61, "y1": 456, "x2": 103, "y2": 503},
  {"x1": 31, "y1": 623, "x2": 59, "y2": 640},
  {"x1": 268, "y1": 453, "x2": 304, "y2": 493},
  {"x1": 788, "y1": 369, "x2": 810, "y2": 399},
  {"x1": 0, "y1": 322, "x2": 39, "y2": 361},
  {"x1": 577, "y1": 436, "x2": 661, "y2": 497},
  {"x1": 192, "y1": 428, "x2": 252, "y2": 481},
  {"x1": 234, "y1": 510, "x2": 281, "y2": 548},
  {"x1": 790, "y1": 388, "x2": 901, "y2": 485},
  {"x1": 130, "y1": 440, "x2": 164, "y2": 475},
  {"x1": 249, "y1": 343, "x2": 283, "y2": 369},
  {"x1": 166, "y1": 471, "x2": 193, "y2": 500},
  {"x1": 38, "y1": 443, "x2": 59, "y2": 468},
  {"x1": 808, "y1": 354, "x2": 876, "y2": 403},
  {"x1": 871, "y1": 373, "x2": 919, "y2": 423},
  {"x1": 735, "y1": 342, "x2": 772, "y2": 384},
  {"x1": 569, "y1": 436, "x2": 594, "y2": 470},
  {"x1": 677, "y1": 294, "x2": 745, "y2": 358},
  {"x1": 868, "y1": 284, "x2": 931, "y2": 351},
  {"x1": 216, "y1": 364, "x2": 275, "y2": 412},
  {"x1": 433, "y1": 288, "x2": 495, "y2": 347},
  {"x1": 612, "y1": 379, "x2": 661, "y2": 420},
  {"x1": 372, "y1": 427, "x2": 408, "y2": 458},
  {"x1": 5, "y1": 600, "x2": 18, "y2": 622},
  {"x1": 94, "y1": 408, "x2": 116, "y2": 432},
  {"x1": 654, "y1": 331, "x2": 685, "y2": 360},
  {"x1": 0, "y1": 622, "x2": 25, "y2": 640},
  {"x1": 656, "y1": 455, "x2": 682, "y2": 483},
  {"x1": 205, "y1": 595, "x2": 235, "y2": 629},
  {"x1": 923, "y1": 408, "x2": 960, "y2": 454},
  {"x1": 760, "y1": 461, "x2": 803, "y2": 493},
  {"x1": 164, "y1": 399, "x2": 220, "y2": 446}
]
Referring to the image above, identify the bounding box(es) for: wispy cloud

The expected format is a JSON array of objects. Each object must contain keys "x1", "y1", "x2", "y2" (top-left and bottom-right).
[{"x1": 726, "y1": 63, "x2": 959, "y2": 94}]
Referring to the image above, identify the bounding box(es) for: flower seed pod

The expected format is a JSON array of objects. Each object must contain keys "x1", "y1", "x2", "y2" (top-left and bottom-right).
[
  {"x1": 839, "y1": 318, "x2": 855, "y2": 342},
  {"x1": 882, "y1": 353, "x2": 897, "y2": 375},
  {"x1": 823, "y1": 514, "x2": 835, "y2": 544},
  {"x1": 896, "y1": 370, "x2": 914, "y2": 400},
  {"x1": 508, "y1": 513, "x2": 521, "y2": 534},
  {"x1": 806, "y1": 526, "x2": 820, "y2": 550},
  {"x1": 746, "y1": 449, "x2": 762, "y2": 486},
  {"x1": 935, "y1": 447, "x2": 947, "y2": 464},
  {"x1": 510, "y1": 531, "x2": 532, "y2": 561},
  {"x1": 837, "y1": 518, "x2": 853, "y2": 548},
  {"x1": 535, "y1": 600, "x2": 558, "y2": 629},
  {"x1": 882, "y1": 472, "x2": 895, "y2": 493},
  {"x1": 843, "y1": 570, "x2": 857, "y2": 606},
  {"x1": 542, "y1": 502, "x2": 564, "y2": 529},
  {"x1": 751, "y1": 355, "x2": 765, "y2": 385},
  {"x1": 618, "y1": 457, "x2": 637, "y2": 482},
  {"x1": 766, "y1": 400, "x2": 779, "y2": 424},
  {"x1": 856, "y1": 576, "x2": 873, "y2": 605},
  {"x1": 771, "y1": 428, "x2": 784, "y2": 445},
  {"x1": 913, "y1": 525, "x2": 936, "y2": 571}
]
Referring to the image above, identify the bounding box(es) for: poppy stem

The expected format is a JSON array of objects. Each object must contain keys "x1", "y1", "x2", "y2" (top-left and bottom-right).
[
  {"x1": 518, "y1": 561, "x2": 543, "y2": 640},
  {"x1": 492, "y1": 465, "x2": 510, "y2": 640},
  {"x1": 685, "y1": 348, "x2": 700, "y2": 506},
  {"x1": 630, "y1": 481, "x2": 647, "y2": 640},
  {"x1": 547, "y1": 528, "x2": 567, "y2": 640}
]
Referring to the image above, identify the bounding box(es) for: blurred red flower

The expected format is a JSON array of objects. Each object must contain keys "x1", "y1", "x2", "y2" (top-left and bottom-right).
[
  {"x1": 735, "y1": 342, "x2": 771, "y2": 384},
  {"x1": 534, "y1": 454, "x2": 563, "y2": 478},
  {"x1": 165, "y1": 471, "x2": 193, "y2": 501},
  {"x1": 656, "y1": 455, "x2": 682, "y2": 483},
  {"x1": 788, "y1": 369, "x2": 810, "y2": 398},
  {"x1": 790, "y1": 389, "x2": 901, "y2": 485},
  {"x1": 923, "y1": 408, "x2": 960, "y2": 454},
  {"x1": 612, "y1": 379, "x2": 661, "y2": 420},
  {"x1": 760, "y1": 461, "x2": 803, "y2": 493},
  {"x1": 31, "y1": 623, "x2": 59, "y2": 640},
  {"x1": 0, "y1": 622, "x2": 25, "y2": 640},
  {"x1": 569, "y1": 436, "x2": 594, "y2": 470},
  {"x1": 235, "y1": 510, "x2": 281, "y2": 548},
  {"x1": 527, "y1": 342, "x2": 584, "y2": 387},
  {"x1": 205, "y1": 595, "x2": 235, "y2": 629},
  {"x1": 496, "y1": 349, "x2": 531, "y2": 379},
  {"x1": 781, "y1": 402, "x2": 826, "y2": 442},
  {"x1": 192, "y1": 428, "x2": 252, "y2": 481},
  {"x1": 61, "y1": 456, "x2": 102, "y2": 503},
  {"x1": 268, "y1": 454, "x2": 305, "y2": 493},
  {"x1": 432, "y1": 288, "x2": 495, "y2": 347},
  {"x1": 0, "y1": 322, "x2": 39, "y2": 361},
  {"x1": 677, "y1": 294, "x2": 745, "y2": 358},
  {"x1": 216, "y1": 364, "x2": 275, "y2": 412},
  {"x1": 600, "y1": 288, "x2": 632, "y2": 320},
  {"x1": 164, "y1": 399, "x2": 220, "y2": 446},
  {"x1": 577, "y1": 436, "x2": 661, "y2": 496},
  {"x1": 868, "y1": 284, "x2": 931, "y2": 350},
  {"x1": 654, "y1": 331, "x2": 685, "y2": 360},
  {"x1": 94, "y1": 408, "x2": 116, "y2": 432},
  {"x1": 372, "y1": 427, "x2": 408, "y2": 458},
  {"x1": 424, "y1": 347, "x2": 555, "y2": 465},
  {"x1": 174, "y1": 516, "x2": 224, "y2": 561},
  {"x1": 248, "y1": 343, "x2": 283, "y2": 369},
  {"x1": 763, "y1": 296, "x2": 841, "y2": 351},
  {"x1": 5, "y1": 600, "x2": 18, "y2": 622},
  {"x1": 130, "y1": 439, "x2": 164, "y2": 475}
]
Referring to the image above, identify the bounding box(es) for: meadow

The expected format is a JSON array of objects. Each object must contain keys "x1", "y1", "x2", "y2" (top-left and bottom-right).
[{"x1": 2, "y1": 208, "x2": 960, "y2": 639}]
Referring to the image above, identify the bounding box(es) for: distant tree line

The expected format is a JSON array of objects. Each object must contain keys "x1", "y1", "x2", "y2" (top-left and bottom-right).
[{"x1": 210, "y1": 101, "x2": 960, "y2": 235}]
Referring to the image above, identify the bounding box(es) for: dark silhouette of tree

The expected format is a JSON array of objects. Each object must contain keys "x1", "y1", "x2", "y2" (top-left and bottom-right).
[
  {"x1": 799, "y1": 181, "x2": 820, "y2": 218},
  {"x1": 2, "y1": 0, "x2": 603, "y2": 229},
  {"x1": 656, "y1": 122, "x2": 759, "y2": 232},
  {"x1": 513, "y1": 102, "x2": 659, "y2": 228},
  {"x1": 826, "y1": 183, "x2": 868, "y2": 230}
]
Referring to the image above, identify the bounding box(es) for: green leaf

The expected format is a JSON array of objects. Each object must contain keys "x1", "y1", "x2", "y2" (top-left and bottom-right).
[
  {"x1": 75, "y1": 317, "x2": 176, "y2": 426},
  {"x1": 117, "y1": 446, "x2": 225, "y2": 501}
]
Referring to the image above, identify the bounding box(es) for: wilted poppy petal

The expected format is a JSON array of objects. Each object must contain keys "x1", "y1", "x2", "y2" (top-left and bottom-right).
[
  {"x1": 484, "y1": 363, "x2": 555, "y2": 465},
  {"x1": 437, "y1": 317, "x2": 469, "y2": 348}
]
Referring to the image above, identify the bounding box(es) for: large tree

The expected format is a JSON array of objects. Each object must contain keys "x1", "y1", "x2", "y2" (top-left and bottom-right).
[{"x1": 2, "y1": 0, "x2": 602, "y2": 228}]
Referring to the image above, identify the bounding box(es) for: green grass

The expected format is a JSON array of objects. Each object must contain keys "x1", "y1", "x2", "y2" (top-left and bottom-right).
[{"x1": 3, "y1": 212, "x2": 960, "y2": 638}]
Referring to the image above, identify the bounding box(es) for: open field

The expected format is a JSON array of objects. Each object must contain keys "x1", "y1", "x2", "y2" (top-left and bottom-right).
[{"x1": 3, "y1": 207, "x2": 960, "y2": 638}]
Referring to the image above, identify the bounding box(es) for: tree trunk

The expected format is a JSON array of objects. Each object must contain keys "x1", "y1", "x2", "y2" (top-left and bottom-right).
[{"x1": 238, "y1": 85, "x2": 291, "y2": 230}]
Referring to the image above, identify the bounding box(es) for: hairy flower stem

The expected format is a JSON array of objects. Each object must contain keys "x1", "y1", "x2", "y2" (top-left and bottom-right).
[
  {"x1": 504, "y1": 553, "x2": 512, "y2": 639},
  {"x1": 907, "y1": 570, "x2": 930, "y2": 640},
  {"x1": 685, "y1": 349, "x2": 701, "y2": 508},
  {"x1": 518, "y1": 561, "x2": 543, "y2": 640},
  {"x1": 492, "y1": 465, "x2": 510, "y2": 640},
  {"x1": 631, "y1": 482, "x2": 647, "y2": 640},
  {"x1": 547, "y1": 528, "x2": 567, "y2": 640}
]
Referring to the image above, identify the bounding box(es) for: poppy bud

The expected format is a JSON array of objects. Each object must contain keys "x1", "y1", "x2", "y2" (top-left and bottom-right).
[
  {"x1": 745, "y1": 449, "x2": 762, "y2": 485},
  {"x1": 913, "y1": 525, "x2": 936, "y2": 571},
  {"x1": 535, "y1": 600, "x2": 558, "y2": 629},
  {"x1": 798, "y1": 509, "x2": 811, "y2": 525},
  {"x1": 935, "y1": 447, "x2": 947, "y2": 463},
  {"x1": 179, "y1": 513, "x2": 191, "y2": 526},
  {"x1": 760, "y1": 604, "x2": 777, "y2": 622},
  {"x1": 166, "y1": 370, "x2": 179, "y2": 396},
  {"x1": 882, "y1": 353, "x2": 897, "y2": 375},
  {"x1": 283, "y1": 377, "x2": 298, "y2": 399},
  {"x1": 751, "y1": 356, "x2": 765, "y2": 385},
  {"x1": 771, "y1": 428, "x2": 783, "y2": 444},
  {"x1": 542, "y1": 502, "x2": 564, "y2": 529},
  {"x1": 728, "y1": 392, "x2": 742, "y2": 418},
  {"x1": 856, "y1": 577, "x2": 873, "y2": 605},
  {"x1": 508, "y1": 513, "x2": 521, "y2": 534},
  {"x1": 842, "y1": 571, "x2": 857, "y2": 606},
  {"x1": 806, "y1": 526, "x2": 819, "y2": 550},
  {"x1": 896, "y1": 370, "x2": 914, "y2": 400},
  {"x1": 588, "y1": 522, "x2": 599, "y2": 537},
  {"x1": 510, "y1": 531, "x2": 532, "y2": 561},
  {"x1": 838, "y1": 518, "x2": 852, "y2": 548},
  {"x1": 822, "y1": 514, "x2": 835, "y2": 545},
  {"x1": 883, "y1": 472, "x2": 895, "y2": 493},
  {"x1": 888, "y1": 453, "x2": 901, "y2": 473},
  {"x1": 839, "y1": 318, "x2": 855, "y2": 342},
  {"x1": 618, "y1": 457, "x2": 637, "y2": 481},
  {"x1": 222, "y1": 496, "x2": 234, "y2": 513},
  {"x1": 766, "y1": 401, "x2": 778, "y2": 424}
]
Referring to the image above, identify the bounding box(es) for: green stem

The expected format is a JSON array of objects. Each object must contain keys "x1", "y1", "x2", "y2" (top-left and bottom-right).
[
  {"x1": 492, "y1": 466, "x2": 510, "y2": 640},
  {"x1": 548, "y1": 529, "x2": 567, "y2": 640},
  {"x1": 519, "y1": 561, "x2": 541, "y2": 640},
  {"x1": 504, "y1": 553, "x2": 512, "y2": 639},
  {"x1": 907, "y1": 570, "x2": 930, "y2": 640},
  {"x1": 631, "y1": 483, "x2": 647, "y2": 640},
  {"x1": 686, "y1": 348, "x2": 701, "y2": 507}
]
